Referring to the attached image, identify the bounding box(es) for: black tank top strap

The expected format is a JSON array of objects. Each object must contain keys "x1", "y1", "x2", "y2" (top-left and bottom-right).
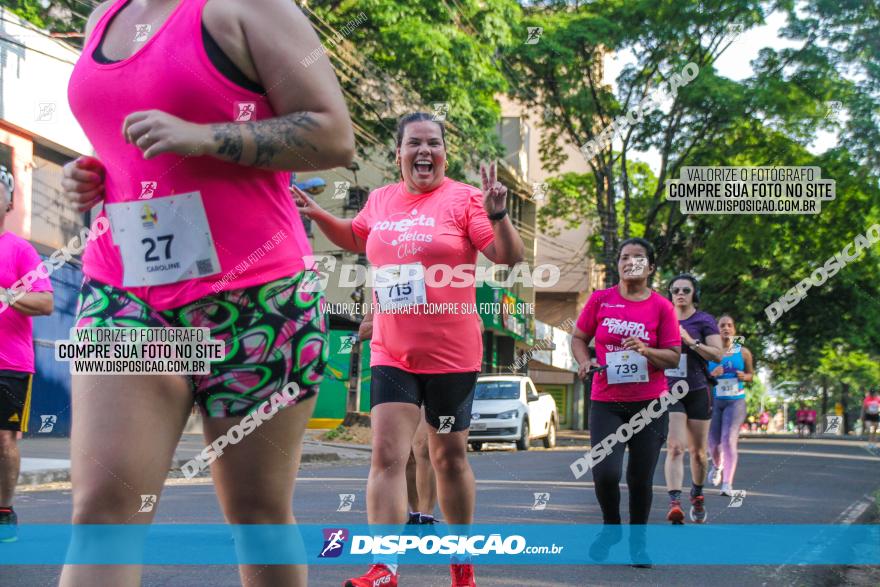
[
  {"x1": 200, "y1": 21, "x2": 265, "y2": 95},
  {"x1": 92, "y1": 3, "x2": 265, "y2": 95}
]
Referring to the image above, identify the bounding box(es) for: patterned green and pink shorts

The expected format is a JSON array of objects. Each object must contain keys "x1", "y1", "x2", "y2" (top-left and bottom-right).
[{"x1": 74, "y1": 272, "x2": 328, "y2": 418}]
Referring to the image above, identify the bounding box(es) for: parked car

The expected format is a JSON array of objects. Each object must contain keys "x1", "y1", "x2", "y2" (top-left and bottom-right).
[{"x1": 468, "y1": 375, "x2": 558, "y2": 451}]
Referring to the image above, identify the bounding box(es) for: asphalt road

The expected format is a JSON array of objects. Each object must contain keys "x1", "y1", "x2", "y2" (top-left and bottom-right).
[{"x1": 2, "y1": 438, "x2": 879, "y2": 586}]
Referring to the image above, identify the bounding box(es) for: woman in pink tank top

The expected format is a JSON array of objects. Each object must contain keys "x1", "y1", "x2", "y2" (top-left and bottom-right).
[{"x1": 59, "y1": 2, "x2": 353, "y2": 587}]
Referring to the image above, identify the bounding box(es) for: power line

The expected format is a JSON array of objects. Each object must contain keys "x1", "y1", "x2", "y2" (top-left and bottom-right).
[
  {"x1": 0, "y1": 35, "x2": 77, "y2": 66},
  {"x1": 300, "y1": 4, "x2": 475, "y2": 150}
]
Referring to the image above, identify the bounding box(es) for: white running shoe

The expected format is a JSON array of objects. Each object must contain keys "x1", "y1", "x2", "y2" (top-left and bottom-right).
[
  {"x1": 720, "y1": 482, "x2": 733, "y2": 496},
  {"x1": 708, "y1": 463, "x2": 723, "y2": 487}
]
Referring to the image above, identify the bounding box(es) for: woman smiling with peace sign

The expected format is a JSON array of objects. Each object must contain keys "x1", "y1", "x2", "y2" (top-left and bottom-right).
[{"x1": 295, "y1": 112, "x2": 525, "y2": 587}]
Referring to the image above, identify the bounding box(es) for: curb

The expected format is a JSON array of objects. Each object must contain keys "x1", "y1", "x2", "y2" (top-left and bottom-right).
[
  {"x1": 306, "y1": 440, "x2": 372, "y2": 453},
  {"x1": 18, "y1": 452, "x2": 342, "y2": 487},
  {"x1": 17, "y1": 468, "x2": 71, "y2": 487}
]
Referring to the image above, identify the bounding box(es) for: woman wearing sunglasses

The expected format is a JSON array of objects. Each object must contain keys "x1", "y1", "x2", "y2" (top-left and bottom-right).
[{"x1": 662, "y1": 274, "x2": 723, "y2": 524}]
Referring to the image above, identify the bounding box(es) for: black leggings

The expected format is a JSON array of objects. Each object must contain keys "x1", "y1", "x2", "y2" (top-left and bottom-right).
[{"x1": 589, "y1": 400, "x2": 669, "y2": 524}]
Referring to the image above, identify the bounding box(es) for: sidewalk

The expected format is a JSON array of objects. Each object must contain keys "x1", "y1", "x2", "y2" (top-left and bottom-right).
[
  {"x1": 556, "y1": 429, "x2": 588, "y2": 446},
  {"x1": 18, "y1": 431, "x2": 370, "y2": 487}
]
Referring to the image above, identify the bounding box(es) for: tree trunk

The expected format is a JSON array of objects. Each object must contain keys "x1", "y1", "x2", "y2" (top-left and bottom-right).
[
  {"x1": 841, "y1": 382, "x2": 850, "y2": 434},
  {"x1": 821, "y1": 377, "x2": 828, "y2": 419},
  {"x1": 621, "y1": 151, "x2": 631, "y2": 239},
  {"x1": 601, "y1": 170, "x2": 618, "y2": 287}
]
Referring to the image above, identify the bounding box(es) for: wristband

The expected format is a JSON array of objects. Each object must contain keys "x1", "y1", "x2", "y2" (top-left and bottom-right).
[{"x1": 488, "y1": 208, "x2": 508, "y2": 221}]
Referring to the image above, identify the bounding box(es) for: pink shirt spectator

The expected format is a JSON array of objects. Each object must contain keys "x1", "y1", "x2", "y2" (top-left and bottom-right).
[
  {"x1": 352, "y1": 178, "x2": 495, "y2": 373},
  {"x1": 864, "y1": 395, "x2": 880, "y2": 415},
  {"x1": 575, "y1": 286, "x2": 681, "y2": 402},
  {"x1": 0, "y1": 232, "x2": 54, "y2": 373}
]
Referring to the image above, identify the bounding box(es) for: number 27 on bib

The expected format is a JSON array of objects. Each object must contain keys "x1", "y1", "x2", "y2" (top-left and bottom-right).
[{"x1": 106, "y1": 192, "x2": 221, "y2": 287}]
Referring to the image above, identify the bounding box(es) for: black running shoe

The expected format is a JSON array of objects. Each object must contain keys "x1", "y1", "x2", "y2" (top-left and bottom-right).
[
  {"x1": 629, "y1": 526, "x2": 652, "y2": 569},
  {"x1": 0, "y1": 508, "x2": 18, "y2": 543},
  {"x1": 588, "y1": 524, "x2": 622, "y2": 562},
  {"x1": 413, "y1": 514, "x2": 439, "y2": 538},
  {"x1": 406, "y1": 512, "x2": 421, "y2": 525}
]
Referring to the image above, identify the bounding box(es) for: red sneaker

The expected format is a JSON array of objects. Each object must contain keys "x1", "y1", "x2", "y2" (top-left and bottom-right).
[
  {"x1": 344, "y1": 563, "x2": 398, "y2": 587},
  {"x1": 666, "y1": 499, "x2": 685, "y2": 525},
  {"x1": 451, "y1": 563, "x2": 476, "y2": 587}
]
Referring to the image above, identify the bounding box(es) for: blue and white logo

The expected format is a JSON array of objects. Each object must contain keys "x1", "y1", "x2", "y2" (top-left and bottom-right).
[{"x1": 319, "y1": 528, "x2": 348, "y2": 558}]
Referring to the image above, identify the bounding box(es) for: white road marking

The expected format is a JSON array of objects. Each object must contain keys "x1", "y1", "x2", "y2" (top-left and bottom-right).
[
  {"x1": 734, "y1": 449, "x2": 880, "y2": 462},
  {"x1": 771, "y1": 492, "x2": 877, "y2": 577},
  {"x1": 835, "y1": 494, "x2": 875, "y2": 525}
]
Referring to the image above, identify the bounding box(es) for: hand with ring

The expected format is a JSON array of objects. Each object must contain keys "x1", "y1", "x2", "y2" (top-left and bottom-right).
[{"x1": 622, "y1": 336, "x2": 648, "y2": 356}]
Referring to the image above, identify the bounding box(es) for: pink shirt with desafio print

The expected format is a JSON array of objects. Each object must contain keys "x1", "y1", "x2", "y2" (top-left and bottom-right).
[{"x1": 576, "y1": 286, "x2": 681, "y2": 403}]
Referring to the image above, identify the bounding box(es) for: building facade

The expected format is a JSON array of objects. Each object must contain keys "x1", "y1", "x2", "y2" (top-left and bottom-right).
[{"x1": 1, "y1": 10, "x2": 92, "y2": 436}]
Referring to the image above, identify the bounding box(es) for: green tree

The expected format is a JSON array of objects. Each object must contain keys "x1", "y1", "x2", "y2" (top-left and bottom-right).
[
  {"x1": 2, "y1": 0, "x2": 87, "y2": 35},
  {"x1": 8, "y1": 0, "x2": 522, "y2": 179},
  {"x1": 505, "y1": 0, "x2": 784, "y2": 283},
  {"x1": 299, "y1": 0, "x2": 523, "y2": 177},
  {"x1": 505, "y1": 0, "x2": 879, "y2": 404}
]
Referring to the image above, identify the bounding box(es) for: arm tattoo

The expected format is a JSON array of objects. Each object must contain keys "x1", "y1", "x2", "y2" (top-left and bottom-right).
[
  {"x1": 247, "y1": 112, "x2": 320, "y2": 167},
  {"x1": 212, "y1": 124, "x2": 244, "y2": 163}
]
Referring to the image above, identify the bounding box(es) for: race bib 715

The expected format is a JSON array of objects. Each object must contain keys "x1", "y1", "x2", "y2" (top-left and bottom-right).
[{"x1": 373, "y1": 263, "x2": 427, "y2": 310}]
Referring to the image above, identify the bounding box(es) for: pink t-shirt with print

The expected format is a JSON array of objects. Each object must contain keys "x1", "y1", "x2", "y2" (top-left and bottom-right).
[
  {"x1": 352, "y1": 178, "x2": 495, "y2": 373},
  {"x1": 576, "y1": 286, "x2": 681, "y2": 402}
]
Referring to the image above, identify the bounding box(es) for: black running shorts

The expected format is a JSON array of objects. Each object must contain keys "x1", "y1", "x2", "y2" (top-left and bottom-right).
[
  {"x1": 668, "y1": 385, "x2": 712, "y2": 420},
  {"x1": 370, "y1": 365, "x2": 478, "y2": 432},
  {"x1": 0, "y1": 370, "x2": 33, "y2": 432}
]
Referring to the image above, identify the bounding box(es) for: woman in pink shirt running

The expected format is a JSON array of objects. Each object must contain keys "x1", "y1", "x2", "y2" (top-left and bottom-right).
[
  {"x1": 60, "y1": 1, "x2": 353, "y2": 586},
  {"x1": 570, "y1": 238, "x2": 681, "y2": 566},
  {"x1": 295, "y1": 112, "x2": 525, "y2": 587}
]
